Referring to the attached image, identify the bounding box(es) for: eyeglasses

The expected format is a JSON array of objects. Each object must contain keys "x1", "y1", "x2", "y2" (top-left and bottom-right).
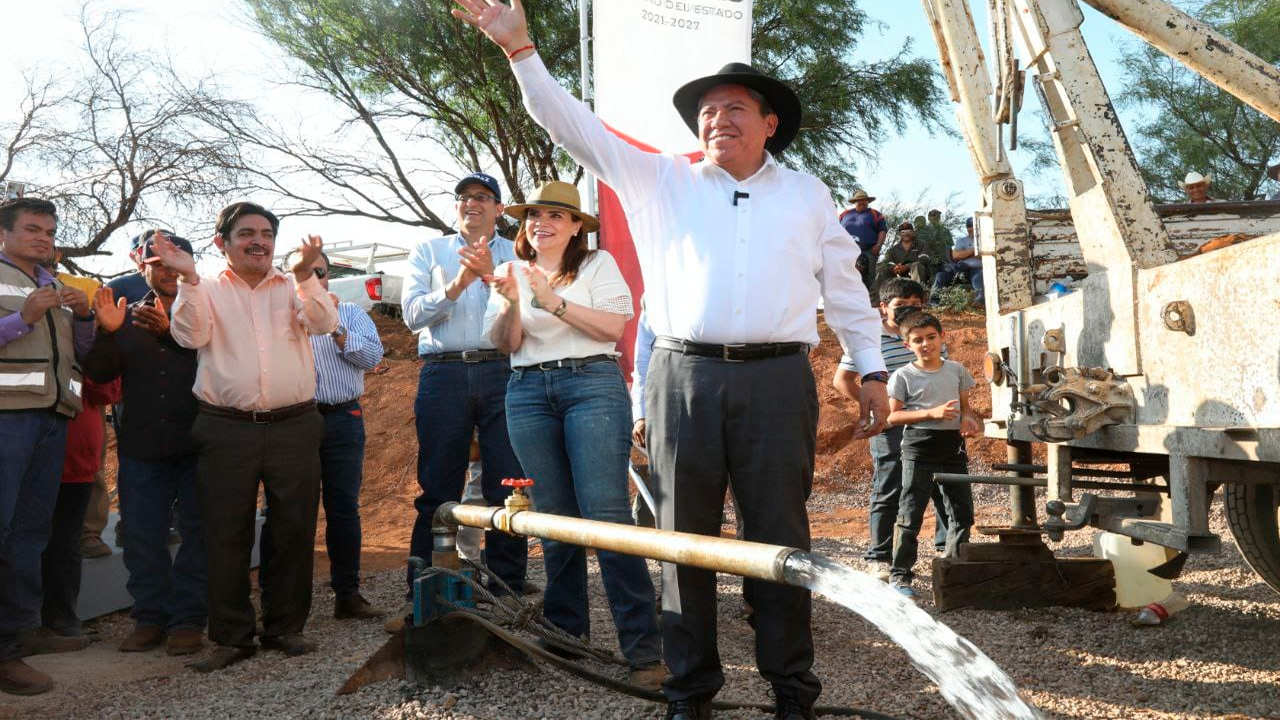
[
  {"x1": 313, "y1": 268, "x2": 328, "y2": 279},
  {"x1": 456, "y1": 193, "x2": 497, "y2": 204}
]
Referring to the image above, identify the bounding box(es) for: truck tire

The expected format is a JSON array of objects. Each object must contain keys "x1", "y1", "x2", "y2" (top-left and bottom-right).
[{"x1": 1224, "y1": 482, "x2": 1280, "y2": 595}]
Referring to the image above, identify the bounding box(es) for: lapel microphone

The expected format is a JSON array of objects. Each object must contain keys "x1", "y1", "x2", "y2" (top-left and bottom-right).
[{"x1": 732, "y1": 191, "x2": 750, "y2": 206}]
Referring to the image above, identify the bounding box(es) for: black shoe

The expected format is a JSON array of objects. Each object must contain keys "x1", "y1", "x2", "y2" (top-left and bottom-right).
[
  {"x1": 773, "y1": 690, "x2": 815, "y2": 720},
  {"x1": 665, "y1": 697, "x2": 713, "y2": 720}
]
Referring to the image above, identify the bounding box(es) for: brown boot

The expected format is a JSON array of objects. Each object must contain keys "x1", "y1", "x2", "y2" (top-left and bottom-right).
[
  {"x1": 189, "y1": 646, "x2": 255, "y2": 673},
  {"x1": 166, "y1": 629, "x2": 205, "y2": 656},
  {"x1": 119, "y1": 625, "x2": 166, "y2": 652},
  {"x1": 628, "y1": 661, "x2": 668, "y2": 692},
  {"x1": 383, "y1": 601, "x2": 414, "y2": 633},
  {"x1": 19, "y1": 627, "x2": 91, "y2": 656},
  {"x1": 334, "y1": 594, "x2": 384, "y2": 620},
  {"x1": 0, "y1": 658, "x2": 53, "y2": 696},
  {"x1": 80, "y1": 535, "x2": 112, "y2": 559}
]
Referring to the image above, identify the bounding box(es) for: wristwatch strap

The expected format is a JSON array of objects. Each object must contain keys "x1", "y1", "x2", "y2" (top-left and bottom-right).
[{"x1": 862, "y1": 370, "x2": 890, "y2": 384}]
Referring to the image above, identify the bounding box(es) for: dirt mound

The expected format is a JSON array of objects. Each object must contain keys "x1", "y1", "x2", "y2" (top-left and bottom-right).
[{"x1": 102, "y1": 311, "x2": 1011, "y2": 574}]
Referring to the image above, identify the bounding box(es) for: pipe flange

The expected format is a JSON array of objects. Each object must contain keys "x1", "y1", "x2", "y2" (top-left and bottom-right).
[{"x1": 1162, "y1": 301, "x2": 1195, "y2": 335}]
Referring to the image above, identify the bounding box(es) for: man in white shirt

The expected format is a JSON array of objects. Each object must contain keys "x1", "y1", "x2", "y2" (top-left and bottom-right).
[{"x1": 454, "y1": 3, "x2": 888, "y2": 719}]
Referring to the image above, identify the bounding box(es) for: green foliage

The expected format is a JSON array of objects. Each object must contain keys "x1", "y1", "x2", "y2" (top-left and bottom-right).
[
  {"x1": 240, "y1": 0, "x2": 946, "y2": 217},
  {"x1": 931, "y1": 282, "x2": 978, "y2": 314},
  {"x1": 1117, "y1": 0, "x2": 1280, "y2": 202}
]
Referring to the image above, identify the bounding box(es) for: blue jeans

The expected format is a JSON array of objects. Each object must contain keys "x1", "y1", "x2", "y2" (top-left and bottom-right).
[
  {"x1": 865, "y1": 425, "x2": 948, "y2": 562},
  {"x1": 505, "y1": 361, "x2": 661, "y2": 667},
  {"x1": 118, "y1": 454, "x2": 207, "y2": 631},
  {"x1": 0, "y1": 411, "x2": 68, "y2": 661},
  {"x1": 319, "y1": 403, "x2": 366, "y2": 598},
  {"x1": 412, "y1": 360, "x2": 527, "y2": 594}
]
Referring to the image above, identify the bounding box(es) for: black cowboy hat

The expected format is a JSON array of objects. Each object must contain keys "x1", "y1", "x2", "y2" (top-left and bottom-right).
[{"x1": 672, "y1": 63, "x2": 802, "y2": 154}]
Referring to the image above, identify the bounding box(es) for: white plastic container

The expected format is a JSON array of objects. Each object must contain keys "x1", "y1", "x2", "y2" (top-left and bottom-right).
[{"x1": 1092, "y1": 531, "x2": 1174, "y2": 609}]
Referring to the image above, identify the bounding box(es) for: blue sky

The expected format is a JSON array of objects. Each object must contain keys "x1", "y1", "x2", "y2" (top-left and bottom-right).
[{"x1": 3, "y1": 0, "x2": 1144, "y2": 273}]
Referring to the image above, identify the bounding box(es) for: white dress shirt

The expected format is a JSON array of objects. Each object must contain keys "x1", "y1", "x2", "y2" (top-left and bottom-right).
[{"x1": 511, "y1": 53, "x2": 886, "y2": 375}]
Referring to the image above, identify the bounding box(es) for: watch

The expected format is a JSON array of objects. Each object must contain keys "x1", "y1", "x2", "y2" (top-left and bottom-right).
[
  {"x1": 330, "y1": 325, "x2": 347, "y2": 339},
  {"x1": 552, "y1": 299, "x2": 569, "y2": 318},
  {"x1": 862, "y1": 371, "x2": 890, "y2": 384}
]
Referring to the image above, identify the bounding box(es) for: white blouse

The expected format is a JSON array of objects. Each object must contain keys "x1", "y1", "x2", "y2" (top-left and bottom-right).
[{"x1": 485, "y1": 250, "x2": 634, "y2": 367}]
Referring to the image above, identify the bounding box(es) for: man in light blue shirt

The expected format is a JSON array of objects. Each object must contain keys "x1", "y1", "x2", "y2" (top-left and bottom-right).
[
  {"x1": 289, "y1": 249, "x2": 385, "y2": 621},
  {"x1": 396, "y1": 172, "x2": 528, "y2": 620}
]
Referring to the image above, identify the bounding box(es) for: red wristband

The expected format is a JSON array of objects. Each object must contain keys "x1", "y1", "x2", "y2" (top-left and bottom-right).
[{"x1": 506, "y1": 44, "x2": 535, "y2": 60}]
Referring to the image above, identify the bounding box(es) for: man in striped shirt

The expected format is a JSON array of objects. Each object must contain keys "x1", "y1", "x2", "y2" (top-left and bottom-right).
[
  {"x1": 289, "y1": 249, "x2": 386, "y2": 620},
  {"x1": 833, "y1": 278, "x2": 949, "y2": 580}
]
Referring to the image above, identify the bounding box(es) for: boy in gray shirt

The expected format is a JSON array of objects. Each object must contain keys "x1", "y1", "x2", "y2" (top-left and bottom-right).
[{"x1": 885, "y1": 312, "x2": 981, "y2": 597}]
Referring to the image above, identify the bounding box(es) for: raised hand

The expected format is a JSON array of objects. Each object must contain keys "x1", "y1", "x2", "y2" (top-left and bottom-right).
[
  {"x1": 94, "y1": 287, "x2": 128, "y2": 333},
  {"x1": 288, "y1": 235, "x2": 325, "y2": 282},
  {"x1": 20, "y1": 286, "x2": 61, "y2": 325},
  {"x1": 132, "y1": 297, "x2": 170, "y2": 337},
  {"x1": 451, "y1": 0, "x2": 531, "y2": 55},
  {"x1": 489, "y1": 263, "x2": 521, "y2": 305},
  {"x1": 151, "y1": 230, "x2": 198, "y2": 282}
]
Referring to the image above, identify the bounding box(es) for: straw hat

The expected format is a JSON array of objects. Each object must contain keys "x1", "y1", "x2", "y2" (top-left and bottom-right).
[
  {"x1": 1180, "y1": 171, "x2": 1211, "y2": 188},
  {"x1": 504, "y1": 181, "x2": 599, "y2": 233},
  {"x1": 848, "y1": 189, "x2": 876, "y2": 203}
]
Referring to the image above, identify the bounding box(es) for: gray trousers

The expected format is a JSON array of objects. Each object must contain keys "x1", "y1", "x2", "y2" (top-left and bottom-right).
[
  {"x1": 192, "y1": 410, "x2": 323, "y2": 648},
  {"x1": 647, "y1": 349, "x2": 821, "y2": 705}
]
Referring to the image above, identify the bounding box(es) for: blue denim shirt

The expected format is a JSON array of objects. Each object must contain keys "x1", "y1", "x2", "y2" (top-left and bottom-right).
[{"x1": 402, "y1": 234, "x2": 516, "y2": 355}]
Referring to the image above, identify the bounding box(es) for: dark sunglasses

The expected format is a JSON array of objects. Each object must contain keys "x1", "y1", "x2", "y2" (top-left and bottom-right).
[{"x1": 313, "y1": 268, "x2": 328, "y2": 279}]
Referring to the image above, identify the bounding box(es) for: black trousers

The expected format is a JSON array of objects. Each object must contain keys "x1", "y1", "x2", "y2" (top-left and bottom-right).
[
  {"x1": 192, "y1": 410, "x2": 323, "y2": 648},
  {"x1": 647, "y1": 349, "x2": 821, "y2": 705},
  {"x1": 41, "y1": 482, "x2": 93, "y2": 634}
]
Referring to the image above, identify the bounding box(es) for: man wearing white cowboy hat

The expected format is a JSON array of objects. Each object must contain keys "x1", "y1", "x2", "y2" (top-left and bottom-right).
[
  {"x1": 1179, "y1": 171, "x2": 1219, "y2": 204},
  {"x1": 453, "y1": 2, "x2": 887, "y2": 718}
]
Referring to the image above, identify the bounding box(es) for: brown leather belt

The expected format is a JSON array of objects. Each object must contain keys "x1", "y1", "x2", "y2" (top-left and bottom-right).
[{"x1": 197, "y1": 399, "x2": 316, "y2": 424}]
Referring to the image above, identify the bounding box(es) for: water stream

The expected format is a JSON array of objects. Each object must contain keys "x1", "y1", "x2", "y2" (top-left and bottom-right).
[{"x1": 784, "y1": 552, "x2": 1043, "y2": 719}]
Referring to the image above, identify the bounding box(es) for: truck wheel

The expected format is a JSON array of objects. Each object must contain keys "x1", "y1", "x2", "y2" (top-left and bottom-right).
[{"x1": 1224, "y1": 482, "x2": 1280, "y2": 595}]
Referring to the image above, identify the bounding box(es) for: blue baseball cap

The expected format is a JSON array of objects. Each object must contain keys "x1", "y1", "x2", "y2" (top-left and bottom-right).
[
  {"x1": 965, "y1": 217, "x2": 974, "y2": 227},
  {"x1": 454, "y1": 172, "x2": 502, "y2": 203}
]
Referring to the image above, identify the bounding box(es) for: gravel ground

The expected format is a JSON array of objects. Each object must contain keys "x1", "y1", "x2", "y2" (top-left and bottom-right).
[{"x1": 7, "y1": 494, "x2": 1280, "y2": 719}]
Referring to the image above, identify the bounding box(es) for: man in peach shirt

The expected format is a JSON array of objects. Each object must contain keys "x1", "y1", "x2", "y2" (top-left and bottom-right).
[{"x1": 150, "y1": 202, "x2": 337, "y2": 672}]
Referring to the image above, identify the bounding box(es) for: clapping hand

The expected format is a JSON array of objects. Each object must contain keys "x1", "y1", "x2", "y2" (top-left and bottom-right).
[
  {"x1": 488, "y1": 263, "x2": 521, "y2": 305},
  {"x1": 58, "y1": 287, "x2": 90, "y2": 317},
  {"x1": 132, "y1": 297, "x2": 170, "y2": 337},
  {"x1": 458, "y1": 236, "x2": 495, "y2": 280},
  {"x1": 523, "y1": 263, "x2": 558, "y2": 310},
  {"x1": 94, "y1": 287, "x2": 128, "y2": 333}
]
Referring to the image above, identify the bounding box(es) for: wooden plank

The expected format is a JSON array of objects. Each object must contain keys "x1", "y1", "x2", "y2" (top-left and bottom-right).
[{"x1": 932, "y1": 557, "x2": 1116, "y2": 612}]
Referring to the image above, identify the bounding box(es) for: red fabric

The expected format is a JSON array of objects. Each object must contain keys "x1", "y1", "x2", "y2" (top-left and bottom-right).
[
  {"x1": 61, "y1": 377, "x2": 121, "y2": 484},
  {"x1": 596, "y1": 124, "x2": 703, "y2": 383}
]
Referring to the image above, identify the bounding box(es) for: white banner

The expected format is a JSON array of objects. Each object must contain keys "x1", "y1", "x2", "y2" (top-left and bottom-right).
[{"x1": 594, "y1": 0, "x2": 753, "y2": 154}]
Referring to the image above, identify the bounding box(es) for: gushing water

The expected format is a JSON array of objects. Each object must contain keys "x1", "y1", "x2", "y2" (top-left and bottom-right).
[{"x1": 784, "y1": 552, "x2": 1042, "y2": 720}]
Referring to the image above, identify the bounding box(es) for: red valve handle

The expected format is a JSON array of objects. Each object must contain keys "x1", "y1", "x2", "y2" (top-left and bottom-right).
[{"x1": 501, "y1": 477, "x2": 534, "y2": 488}]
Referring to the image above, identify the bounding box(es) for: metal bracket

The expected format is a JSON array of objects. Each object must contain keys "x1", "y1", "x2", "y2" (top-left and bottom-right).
[
  {"x1": 1043, "y1": 493, "x2": 1097, "y2": 541},
  {"x1": 1161, "y1": 300, "x2": 1196, "y2": 335},
  {"x1": 1021, "y1": 366, "x2": 1135, "y2": 442}
]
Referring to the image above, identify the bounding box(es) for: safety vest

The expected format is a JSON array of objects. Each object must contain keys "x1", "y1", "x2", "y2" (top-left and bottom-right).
[{"x1": 0, "y1": 259, "x2": 84, "y2": 416}]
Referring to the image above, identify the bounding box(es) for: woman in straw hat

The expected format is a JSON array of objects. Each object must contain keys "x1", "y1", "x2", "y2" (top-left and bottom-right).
[{"x1": 484, "y1": 181, "x2": 665, "y2": 690}]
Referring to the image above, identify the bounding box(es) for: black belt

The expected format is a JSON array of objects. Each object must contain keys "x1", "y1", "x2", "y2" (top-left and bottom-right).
[
  {"x1": 421, "y1": 349, "x2": 509, "y2": 363},
  {"x1": 653, "y1": 336, "x2": 809, "y2": 363},
  {"x1": 316, "y1": 399, "x2": 360, "y2": 415},
  {"x1": 197, "y1": 400, "x2": 316, "y2": 424},
  {"x1": 515, "y1": 354, "x2": 615, "y2": 371}
]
